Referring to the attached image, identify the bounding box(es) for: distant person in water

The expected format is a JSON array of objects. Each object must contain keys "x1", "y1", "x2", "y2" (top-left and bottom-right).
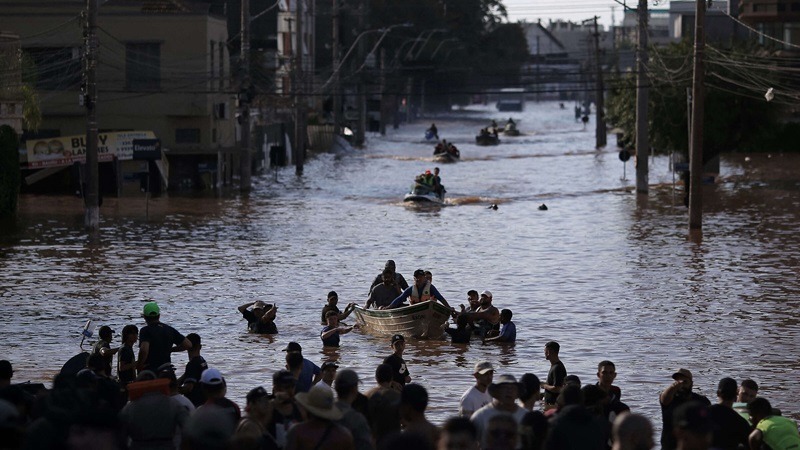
[
  {"x1": 428, "y1": 123, "x2": 438, "y2": 140},
  {"x1": 370, "y1": 260, "x2": 409, "y2": 294},
  {"x1": 320, "y1": 310, "x2": 356, "y2": 348},
  {"x1": 320, "y1": 291, "x2": 355, "y2": 325},
  {"x1": 387, "y1": 269, "x2": 451, "y2": 309},
  {"x1": 484, "y1": 309, "x2": 515, "y2": 344},
  {"x1": 238, "y1": 301, "x2": 278, "y2": 334}
]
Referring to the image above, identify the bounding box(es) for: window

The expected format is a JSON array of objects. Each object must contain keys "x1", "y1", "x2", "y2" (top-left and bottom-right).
[
  {"x1": 23, "y1": 47, "x2": 81, "y2": 91},
  {"x1": 126, "y1": 43, "x2": 160, "y2": 90},
  {"x1": 175, "y1": 128, "x2": 201, "y2": 144}
]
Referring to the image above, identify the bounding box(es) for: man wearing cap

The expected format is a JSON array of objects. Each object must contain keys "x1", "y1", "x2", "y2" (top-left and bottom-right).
[
  {"x1": 708, "y1": 377, "x2": 750, "y2": 450},
  {"x1": 321, "y1": 361, "x2": 339, "y2": 387},
  {"x1": 284, "y1": 342, "x2": 322, "y2": 393},
  {"x1": 238, "y1": 300, "x2": 278, "y2": 334},
  {"x1": 659, "y1": 368, "x2": 711, "y2": 450},
  {"x1": 320, "y1": 291, "x2": 356, "y2": 325},
  {"x1": 334, "y1": 369, "x2": 374, "y2": 450},
  {"x1": 459, "y1": 291, "x2": 500, "y2": 337},
  {"x1": 387, "y1": 269, "x2": 452, "y2": 310},
  {"x1": 747, "y1": 397, "x2": 800, "y2": 450},
  {"x1": 370, "y1": 260, "x2": 409, "y2": 294},
  {"x1": 460, "y1": 361, "x2": 494, "y2": 417},
  {"x1": 383, "y1": 334, "x2": 411, "y2": 387},
  {"x1": 92, "y1": 325, "x2": 119, "y2": 377},
  {"x1": 235, "y1": 386, "x2": 279, "y2": 449},
  {"x1": 286, "y1": 383, "x2": 354, "y2": 449},
  {"x1": 366, "y1": 269, "x2": 404, "y2": 309},
  {"x1": 470, "y1": 374, "x2": 527, "y2": 449},
  {"x1": 137, "y1": 302, "x2": 192, "y2": 374}
]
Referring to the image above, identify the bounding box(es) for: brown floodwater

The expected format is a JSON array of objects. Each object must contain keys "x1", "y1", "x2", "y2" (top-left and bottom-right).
[{"x1": 1, "y1": 102, "x2": 798, "y2": 436}]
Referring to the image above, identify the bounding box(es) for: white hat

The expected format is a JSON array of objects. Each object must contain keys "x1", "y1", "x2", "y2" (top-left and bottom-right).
[
  {"x1": 480, "y1": 290, "x2": 493, "y2": 298},
  {"x1": 473, "y1": 361, "x2": 494, "y2": 375},
  {"x1": 200, "y1": 367, "x2": 225, "y2": 385}
]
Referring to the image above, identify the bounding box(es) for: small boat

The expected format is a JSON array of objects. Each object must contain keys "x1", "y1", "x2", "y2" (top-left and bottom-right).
[
  {"x1": 475, "y1": 134, "x2": 500, "y2": 146},
  {"x1": 353, "y1": 301, "x2": 451, "y2": 338},
  {"x1": 434, "y1": 152, "x2": 459, "y2": 163},
  {"x1": 504, "y1": 128, "x2": 520, "y2": 137},
  {"x1": 403, "y1": 183, "x2": 445, "y2": 204}
]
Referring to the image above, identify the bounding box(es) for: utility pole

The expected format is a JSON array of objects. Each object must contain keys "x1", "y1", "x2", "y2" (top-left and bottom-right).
[
  {"x1": 635, "y1": 0, "x2": 649, "y2": 194},
  {"x1": 355, "y1": 0, "x2": 367, "y2": 147},
  {"x1": 688, "y1": 0, "x2": 706, "y2": 233},
  {"x1": 294, "y1": 0, "x2": 304, "y2": 174},
  {"x1": 536, "y1": 34, "x2": 540, "y2": 103},
  {"x1": 332, "y1": 0, "x2": 341, "y2": 136},
  {"x1": 592, "y1": 16, "x2": 606, "y2": 148},
  {"x1": 240, "y1": 0, "x2": 252, "y2": 191},
  {"x1": 84, "y1": 0, "x2": 99, "y2": 230},
  {"x1": 379, "y1": 48, "x2": 386, "y2": 135}
]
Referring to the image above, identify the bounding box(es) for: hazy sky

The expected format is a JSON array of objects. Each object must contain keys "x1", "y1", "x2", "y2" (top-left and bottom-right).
[{"x1": 502, "y1": 0, "x2": 656, "y2": 28}]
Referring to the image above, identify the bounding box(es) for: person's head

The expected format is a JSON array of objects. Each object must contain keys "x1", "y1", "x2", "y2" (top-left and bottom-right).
[
  {"x1": 479, "y1": 290, "x2": 493, "y2": 306},
  {"x1": 747, "y1": 397, "x2": 772, "y2": 425},
  {"x1": 382, "y1": 269, "x2": 395, "y2": 286},
  {"x1": 157, "y1": 363, "x2": 178, "y2": 390},
  {"x1": 582, "y1": 384, "x2": 607, "y2": 415},
  {"x1": 143, "y1": 302, "x2": 160, "y2": 323},
  {"x1": 86, "y1": 353, "x2": 105, "y2": 375},
  {"x1": 671, "y1": 368, "x2": 694, "y2": 392},
  {"x1": 400, "y1": 383, "x2": 428, "y2": 419},
  {"x1": 467, "y1": 290, "x2": 479, "y2": 307},
  {"x1": 283, "y1": 341, "x2": 302, "y2": 354},
  {"x1": 413, "y1": 269, "x2": 426, "y2": 286},
  {"x1": 612, "y1": 412, "x2": 654, "y2": 450},
  {"x1": 272, "y1": 369, "x2": 296, "y2": 396},
  {"x1": 716, "y1": 377, "x2": 738, "y2": 403},
  {"x1": 434, "y1": 167, "x2": 440, "y2": 175},
  {"x1": 326, "y1": 291, "x2": 338, "y2": 306},
  {"x1": 391, "y1": 334, "x2": 405, "y2": 354},
  {"x1": 245, "y1": 386, "x2": 273, "y2": 422},
  {"x1": 98, "y1": 326, "x2": 114, "y2": 343},
  {"x1": 121, "y1": 325, "x2": 139, "y2": 345},
  {"x1": 252, "y1": 301, "x2": 268, "y2": 317},
  {"x1": 544, "y1": 341, "x2": 560, "y2": 360},
  {"x1": 499, "y1": 309, "x2": 512, "y2": 324},
  {"x1": 439, "y1": 417, "x2": 478, "y2": 450},
  {"x1": 334, "y1": 369, "x2": 360, "y2": 400},
  {"x1": 294, "y1": 383, "x2": 343, "y2": 422},
  {"x1": 186, "y1": 333, "x2": 201, "y2": 352},
  {"x1": 486, "y1": 414, "x2": 518, "y2": 450},
  {"x1": 0, "y1": 361, "x2": 11, "y2": 382},
  {"x1": 321, "y1": 362, "x2": 338, "y2": 385},
  {"x1": 565, "y1": 375, "x2": 581, "y2": 388},
  {"x1": 672, "y1": 401, "x2": 712, "y2": 450},
  {"x1": 285, "y1": 352, "x2": 303, "y2": 373},
  {"x1": 385, "y1": 260, "x2": 397, "y2": 272},
  {"x1": 424, "y1": 271, "x2": 432, "y2": 283},
  {"x1": 738, "y1": 379, "x2": 758, "y2": 403},
  {"x1": 557, "y1": 384, "x2": 583, "y2": 409},
  {"x1": 325, "y1": 310, "x2": 339, "y2": 326},
  {"x1": 518, "y1": 373, "x2": 541, "y2": 404},
  {"x1": 488, "y1": 375, "x2": 520, "y2": 407},
  {"x1": 473, "y1": 361, "x2": 494, "y2": 388},
  {"x1": 456, "y1": 314, "x2": 469, "y2": 330},
  {"x1": 598, "y1": 360, "x2": 617, "y2": 387},
  {"x1": 375, "y1": 363, "x2": 393, "y2": 385},
  {"x1": 200, "y1": 367, "x2": 227, "y2": 399}
]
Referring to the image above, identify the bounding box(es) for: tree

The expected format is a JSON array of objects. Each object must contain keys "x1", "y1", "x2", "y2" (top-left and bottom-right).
[{"x1": 0, "y1": 125, "x2": 20, "y2": 218}]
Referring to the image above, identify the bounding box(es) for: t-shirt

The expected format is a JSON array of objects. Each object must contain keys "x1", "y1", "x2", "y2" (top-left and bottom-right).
[
  {"x1": 709, "y1": 404, "x2": 751, "y2": 450},
  {"x1": 444, "y1": 326, "x2": 471, "y2": 344},
  {"x1": 92, "y1": 340, "x2": 114, "y2": 376},
  {"x1": 757, "y1": 415, "x2": 800, "y2": 450},
  {"x1": 470, "y1": 404, "x2": 528, "y2": 449},
  {"x1": 498, "y1": 321, "x2": 516, "y2": 342},
  {"x1": 138, "y1": 322, "x2": 186, "y2": 372},
  {"x1": 544, "y1": 360, "x2": 567, "y2": 404},
  {"x1": 267, "y1": 403, "x2": 303, "y2": 448},
  {"x1": 459, "y1": 386, "x2": 492, "y2": 417},
  {"x1": 383, "y1": 353, "x2": 409, "y2": 386},
  {"x1": 242, "y1": 309, "x2": 278, "y2": 334},
  {"x1": 296, "y1": 358, "x2": 321, "y2": 393},
  {"x1": 320, "y1": 326, "x2": 340, "y2": 347},
  {"x1": 659, "y1": 392, "x2": 711, "y2": 450},
  {"x1": 181, "y1": 355, "x2": 208, "y2": 407},
  {"x1": 118, "y1": 344, "x2": 136, "y2": 385},
  {"x1": 367, "y1": 283, "x2": 402, "y2": 309},
  {"x1": 370, "y1": 272, "x2": 409, "y2": 293},
  {"x1": 321, "y1": 305, "x2": 341, "y2": 324}
]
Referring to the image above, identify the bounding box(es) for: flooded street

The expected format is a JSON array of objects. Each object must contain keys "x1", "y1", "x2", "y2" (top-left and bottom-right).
[{"x1": 1, "y1": 101, "x2": 799, "y2": 431}]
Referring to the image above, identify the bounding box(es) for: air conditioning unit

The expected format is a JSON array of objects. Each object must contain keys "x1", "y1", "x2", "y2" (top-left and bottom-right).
[{"x1": 214, "y1": 102, "x2": 228, "y2": 119}]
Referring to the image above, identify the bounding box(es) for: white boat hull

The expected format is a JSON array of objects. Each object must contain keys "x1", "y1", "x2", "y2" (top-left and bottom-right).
[{"x1": 353, "y1": 301, "x2": 451, "y2": 338}]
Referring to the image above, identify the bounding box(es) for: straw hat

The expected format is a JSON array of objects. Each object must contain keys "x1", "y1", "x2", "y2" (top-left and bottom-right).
[{"x1": 294, "y1": 383, "x2": 343, "y2": 420}]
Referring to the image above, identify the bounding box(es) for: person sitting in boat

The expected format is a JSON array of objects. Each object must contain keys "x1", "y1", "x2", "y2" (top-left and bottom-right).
[
  {"x1": 367, "y1": 269, "x2": 404, "y2": 309},
  {"x1": 369, "y1": 260, "x2": 409, "y2": 294},
  {"x1": 505, "y1": 118, "x2": 516, "y2": 132},
  {"x1": 386, "y1": 269, "x2": 452, "y2": 310},
  {"x1": 490, "y1": 120, "x2": 499, "y2": 136},
  {"x1": 479, "y1": 128, "x2": 490, "y2": 138},
  {"x1": 320, "y1": 290, "x2": 355, "y2": 325},
  {"x1": 432, "y1": 167, "x2": 445, "y2": 198},
  {"x1": 427, "y1": 123, "x2": 439, "y2": 140},
  {"x1": 238, "y1": 301, "x2": 278, "y2": 334}
]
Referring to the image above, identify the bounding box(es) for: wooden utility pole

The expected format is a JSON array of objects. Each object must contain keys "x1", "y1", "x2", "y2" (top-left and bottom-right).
[
  {"x1": 635, "y1": 0, "x2": 649, "y2": 194},
  {"x1": 592, "y1": 17, "x2": 606, "y2": 148},
  {"x1": 688, "y1": 0, "x2": 706, "y2": 232},
  {"x1": 294, "y1": 0, "x2": 304, "y2": 175},
  {"x1": 332, "y1": 0, "x2": 341, "y2": 136},
  {"x1": 240, "y1": 0, "x2": 252, "y2": 191},
  {"x1": 84, "y1": 0, "x2": 99, "y2": 230}
]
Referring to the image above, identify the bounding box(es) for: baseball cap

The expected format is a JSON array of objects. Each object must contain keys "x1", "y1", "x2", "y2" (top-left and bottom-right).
[
  {"x1": 246, "y1": 386, "x2": 269, "y2": 404},
  {"x1": 672, "y1": 368, "x2": 693, "y2": 380},
  {"x1": 272, "y1": 369, "x2": 295, "y2": 387},
  {"x1": 143, "y1": 302, "x2": 160, "y2": 317},
  {"x1": 200, "y1": 368, "x2": 225, "y2": 385},
  {"x1": 474, "y1": 361, "x2": 494, "y2": 375},
  {"x1": 322, "y1": 361, "x2": 339, "y2": 370},
  {"x1": 98, "y1": 325, "x2": 115, "y2": 337},
  {"x1": 413, "y1": 269, "x2": 425, "y2": 277},
  {"x1": 283, "y1": 342, "x2": 302, "y2": 352},
  {"x1": 673, "y1": 401, "x2": 711, "y2": 433},
  {"x1": 335, "y1": 369, "x2": 360, "y2": 389},
  {"x1": 480, "y1": 290, "x2": 492, "y2": 298},
  {"x1": 391, "y1": 334, "x2": 405, "y2": 345}
]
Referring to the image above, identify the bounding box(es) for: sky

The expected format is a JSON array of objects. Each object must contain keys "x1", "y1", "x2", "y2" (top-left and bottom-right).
[{"x1": 502, "y1": 0, "x2": 654, "y2": 29}]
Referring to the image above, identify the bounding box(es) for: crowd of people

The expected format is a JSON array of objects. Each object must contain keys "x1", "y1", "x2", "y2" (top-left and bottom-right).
[{"x1": 0, "y1": 261, "x2": 797, "y2": 449}]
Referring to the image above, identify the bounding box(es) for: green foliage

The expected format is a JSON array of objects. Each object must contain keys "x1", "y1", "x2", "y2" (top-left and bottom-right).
[{"x1": 0, "y1": 125, "x2": 21, "y2": 218}]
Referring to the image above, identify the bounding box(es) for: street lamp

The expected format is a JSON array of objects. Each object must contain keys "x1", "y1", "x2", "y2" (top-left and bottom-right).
[
  {"x1": 430, "y1": 38, "x2": 459, "y2": 59},
  {"x1": 406, "y1": 28, "x2": 447, "y2": 61}
]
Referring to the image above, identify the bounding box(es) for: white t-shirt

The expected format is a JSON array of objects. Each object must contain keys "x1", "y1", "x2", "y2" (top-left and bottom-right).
[
  {"x1": 470, "y1": 403, "x2": 527, "y2": 449},
  {"x1": 459, "y1": 385, "x2": 492, "y2": 417}
]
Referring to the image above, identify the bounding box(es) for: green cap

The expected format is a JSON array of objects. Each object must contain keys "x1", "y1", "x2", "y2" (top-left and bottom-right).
[{"x1": 143, "y1": 302, "x2": 160, "y2": 317}]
